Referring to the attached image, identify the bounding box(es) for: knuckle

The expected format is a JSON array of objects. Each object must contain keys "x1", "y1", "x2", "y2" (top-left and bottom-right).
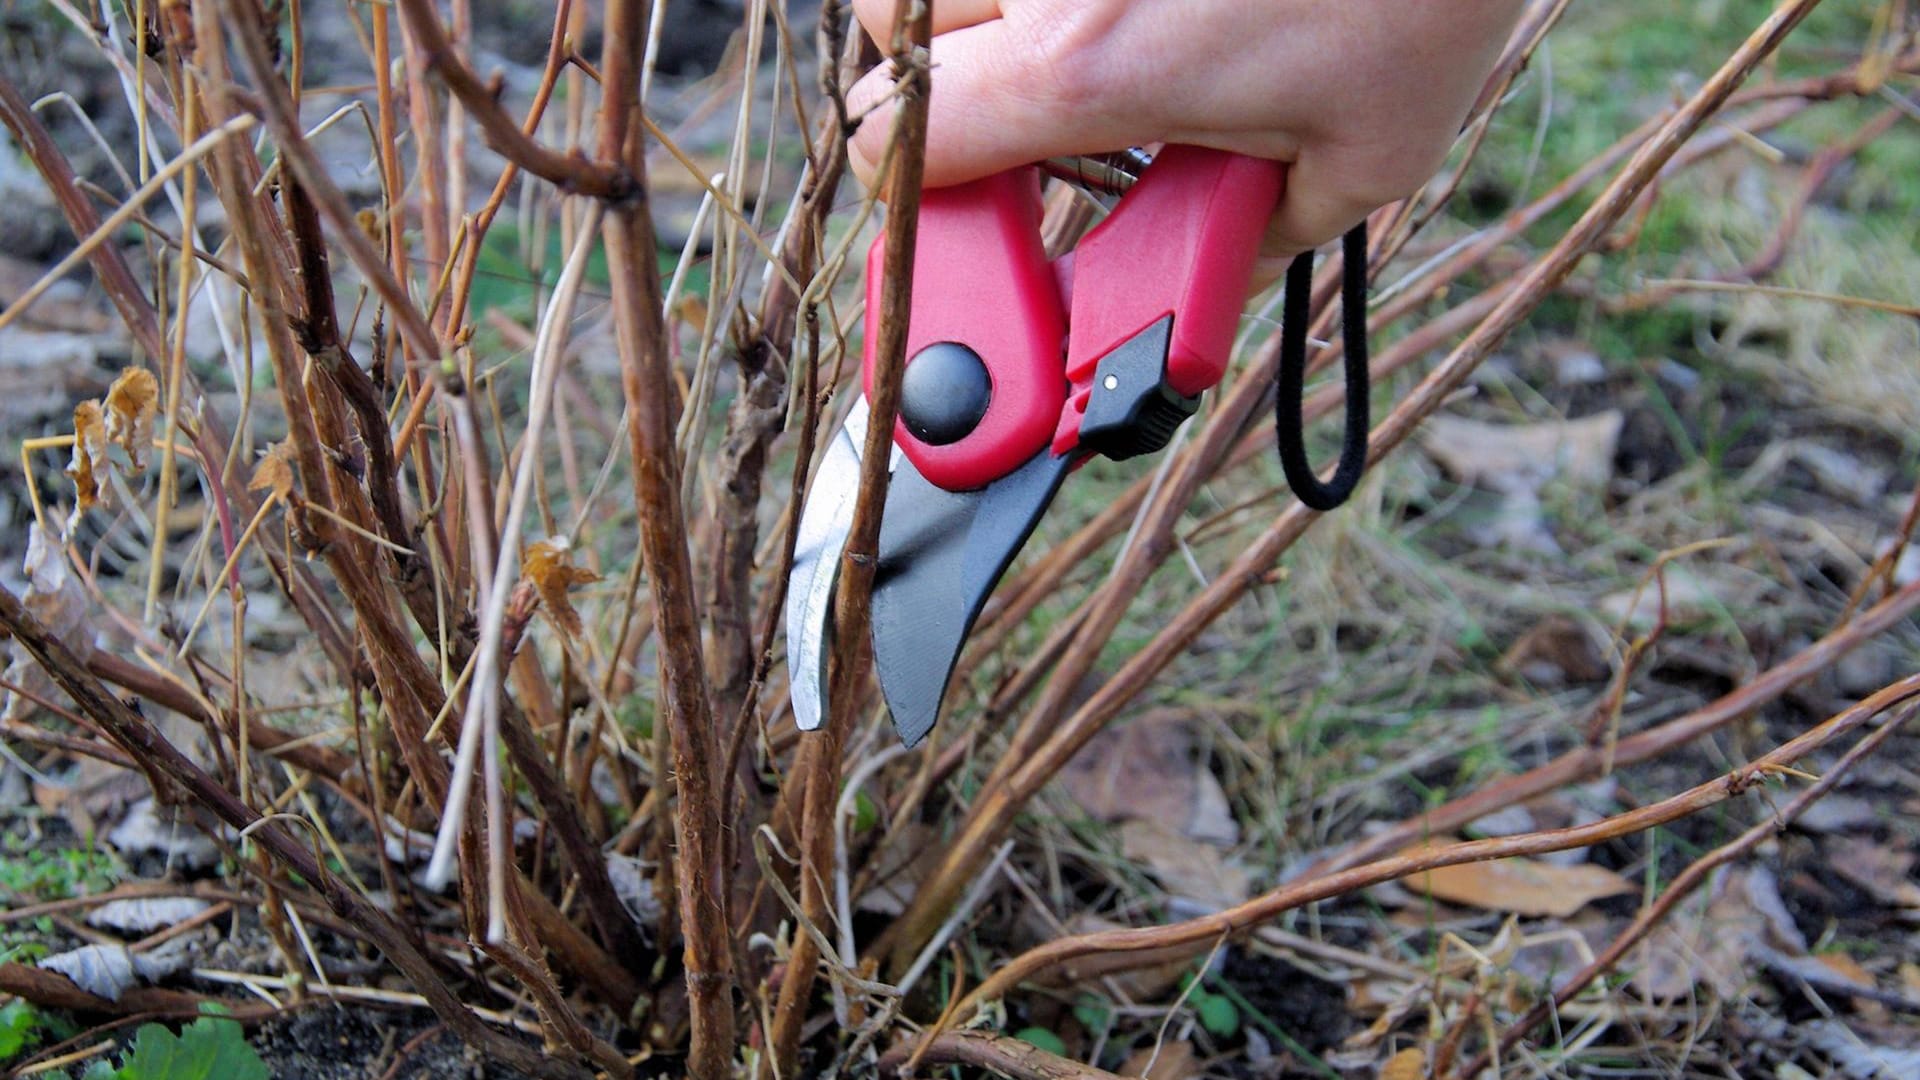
[{"x1": 1015, "y1": 5, "x2": 1123, "y2": 114}]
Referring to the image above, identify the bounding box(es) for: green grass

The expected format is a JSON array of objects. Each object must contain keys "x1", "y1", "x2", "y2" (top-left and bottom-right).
[
  {"x1": 0, "y1": 833, "x2": 120, "y2": 901},
  {"x1": 0, "y1": 1000, "x2": 74, "y2": 1065}
]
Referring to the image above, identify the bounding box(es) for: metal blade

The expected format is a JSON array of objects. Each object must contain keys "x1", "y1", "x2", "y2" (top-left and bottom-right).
[
  {"x1": 785, "y1": 398, "x2": 874, "y2": 732},
  {"x1": 871, "y1": 448, "x2": 1074, "y2": 746}
]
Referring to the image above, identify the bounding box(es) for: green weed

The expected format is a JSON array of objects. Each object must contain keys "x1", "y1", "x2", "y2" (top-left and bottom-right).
[{"x1": 80, "y1": 1013, "x2": 267, "y2": 1080}]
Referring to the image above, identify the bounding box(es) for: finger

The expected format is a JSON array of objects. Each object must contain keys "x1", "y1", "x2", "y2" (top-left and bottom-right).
[
  {"x1": 1257, "y1": 190, "x2": 1371, "y2": 281},
  {"x1": 1249, "y1": 146, "x2": 1413, "y2": 290},
  {"x1": 851, "y1": 0, "x2": 1000, "y2": 45},
  {"x1": 847, "y1": 18, "x2": 1140, "y2": 190}
]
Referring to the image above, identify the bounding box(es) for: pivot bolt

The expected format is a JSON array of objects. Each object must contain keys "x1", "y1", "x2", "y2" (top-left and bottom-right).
[{"x1": 900, "y1": 342, "x2": 992, "y2": 446}]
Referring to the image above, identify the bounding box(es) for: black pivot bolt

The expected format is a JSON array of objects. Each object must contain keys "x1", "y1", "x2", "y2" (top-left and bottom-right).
[{"x1": 899, "y1": 342, "x2": 992, "y2": 446}]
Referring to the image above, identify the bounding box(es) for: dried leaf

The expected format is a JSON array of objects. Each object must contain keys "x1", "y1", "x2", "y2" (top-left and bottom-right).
[
  {"x1": 66, "y1": 398, "x2": 108, "y2": 521},
  {"x1": 108, "y1": 797, "x2": 222, "y2": 870},
  {"x1": 103, "y1": 367, "x2": 158, "y2": 469},
  {"x1": 1497, "y1": 615, "x2": 1609, "y2": 686},
  {"x1": 1633, "y1": 867, "x2": 1782, "y2": 1000},
  {"x1": 4, "y1": 525, "x2": 89, "y2": 724},
  {"x1": 1830, "y1": 837, "x2": 1920, "y2": 911},
  {"x1": 21, "y1": 523, "x2": 75, "y2": 619},
  {"x1": 39, "y1": 943, "x2": 139, "y2": 1001},
  {"x1": 1058, "y1": 711, "x2": 1238, "y2": 846},
  {"x1": 1408, "y1": 841, "x2": 1635, "y2": 918},
  {"x1": 1418, "y1": 411, "x2": 1622, "y2": 495},
  {"x1": 1119, "y1": 1040, "x2": 1197, "y2": 1080},
  {"x1": 37, "y1": 940, "x2": 190, "y2": 1002},
  {"x1": 85, "y1": 897, "x2": 212, "y2": 935},
  {"x1": 605, "y1": 853, "x2": 662, "y2": 928},
  {"x1": 1121, "y1": 819, "x2": 1249, "y2": 912},
  {"x1": 1815, "y1": 952, "x2": 1874, "y2": 988},
  {"x1": 522, "y1": 537, "x2": 600, "y2": 637},
  {"x1": 1380, "y1": 1047, "x2": 1428, "y2": 1080},
  {"x1": 248, "y1": 441, "x2": 296, "y2": 499}
]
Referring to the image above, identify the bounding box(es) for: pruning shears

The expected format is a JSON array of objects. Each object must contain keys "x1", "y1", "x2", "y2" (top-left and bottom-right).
[{"x1": 787, "y1": 146, "x2": 1369, "y2": 746}]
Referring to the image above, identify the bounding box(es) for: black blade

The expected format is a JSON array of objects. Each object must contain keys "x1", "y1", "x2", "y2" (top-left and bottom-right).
[{"x1": 871, "y1": 449, "x2": 1074, "y2": 746}]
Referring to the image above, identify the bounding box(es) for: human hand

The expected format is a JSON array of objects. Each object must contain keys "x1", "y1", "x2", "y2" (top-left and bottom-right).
[{"x1": 846, "y1": 0, "x2": 1526, "y2": 278}]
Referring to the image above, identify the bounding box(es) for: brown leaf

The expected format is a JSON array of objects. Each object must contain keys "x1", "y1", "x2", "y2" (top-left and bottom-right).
[
  {"x1": 249, "y1": 441, "x2": 297, "y2": 500},
  {"x1": 1814, "y1": 952, "x2": 1873, "y2": 988},
  {"x1": 1058, "y1": 711, "x2": 1238, "y2": 846},
  {"x1": 1633, "y1": 867, "x2": 1773, "y2": 1001},
  {"x1": 1121, "y1": 819, "x2": 1249, "y2": 911},
  {"x1": 522, "y1": 537, "x2": 600, "y2": 638},
  {"x1": 1418, "y1": 410, "x2": 1622, "y2": 494},
  {"x1": 1829, "y1": 837, "x2": 1920, "y2": 911},
  {"x1": 103, "y1": 367, "x2": 158, "y2": 470},
  {"x1": 1380, "y1": 1047, "x2": 1427, "y2": 1080},
  {"x1": 1119, "y1": 1040, "x2": 1197, "y2": 1079},
  {"x1": 1497, "y1": 615, "x2": 1608, "y2": 686},
  {"x1": 65, "y1": 399, "x2": 108, "y2": 521},
  {"x1": 1407, "y1": 841, "x2": 1635, "y2": 918}
]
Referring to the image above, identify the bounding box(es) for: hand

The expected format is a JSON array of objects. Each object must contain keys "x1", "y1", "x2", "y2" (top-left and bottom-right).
[{"x1": 846, "y1": 0, "x2": 1526, "y2": 276}]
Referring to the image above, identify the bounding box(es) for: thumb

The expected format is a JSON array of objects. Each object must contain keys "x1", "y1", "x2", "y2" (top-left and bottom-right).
[{"x1": 847, "y1": 19, "x2": 1135, "y2": 191}]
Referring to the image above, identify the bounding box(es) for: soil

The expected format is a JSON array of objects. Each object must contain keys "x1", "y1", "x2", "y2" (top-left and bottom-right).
[{"x1": 252, "y1": 1007, "x2": 537, "y2": 1080}]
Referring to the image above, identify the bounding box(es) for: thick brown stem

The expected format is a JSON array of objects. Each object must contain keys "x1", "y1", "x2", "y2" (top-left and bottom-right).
[
  {"x1": 0, "y1": 963, "x2": 282, "y2": 1023},
  {"x1": 599, "y1": 1, "x2": 735, "y2": 1073},
  {"x1": 767, "y1": 6, "x2": 931, "y2": 1072}
]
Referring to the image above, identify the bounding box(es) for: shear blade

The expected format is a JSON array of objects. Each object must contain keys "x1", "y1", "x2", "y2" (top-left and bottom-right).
[
  {"x1": 872, "y1": 448, "x2": 1073, "y2": 746},
  {"x1": 786, "y1": 399, "x2": 875, "y2": 732}
]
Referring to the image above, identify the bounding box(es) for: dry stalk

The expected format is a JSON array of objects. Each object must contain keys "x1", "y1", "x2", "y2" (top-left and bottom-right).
[
  {"x1": 766, "y1": 4, "x2": 932, "y2": 1073},
  {"x1": 393, "y1": 0, "x2": 630, "y2": 197},
  {"x1": 877, "y1": 1029, "x2": 1127, "y2": 1079},
  {"x1": 0, "y1": 584, "x2": 586, "y2": 1080},
  {"x1": 597, "y1": 0, "x2": 735, "y2": 1072},
  {"x1": 1449, "y1": 691, "x2": 1920, "y2": 1079},
  {"x1": 950, "y1": 673, "x2": 1920, "y2": 1022}
]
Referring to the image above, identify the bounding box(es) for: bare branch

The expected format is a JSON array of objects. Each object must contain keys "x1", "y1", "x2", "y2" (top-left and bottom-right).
[{"x1": 394, "y1": 0, "x2": 634, "y2": 199}]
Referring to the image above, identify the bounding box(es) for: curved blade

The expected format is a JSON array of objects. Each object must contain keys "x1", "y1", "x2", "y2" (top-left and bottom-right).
[
  {"x1": 871, "y1": 448, "x2": 1074, "y2": 746},
  {"x1": 785, "y1": 399, "x2": 873, "y2": 731}
]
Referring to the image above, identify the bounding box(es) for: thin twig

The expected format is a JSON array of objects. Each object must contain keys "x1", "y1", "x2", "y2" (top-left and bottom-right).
[{"x1": 952, "y1": 674, "x2": 1920, "y2": 1022}]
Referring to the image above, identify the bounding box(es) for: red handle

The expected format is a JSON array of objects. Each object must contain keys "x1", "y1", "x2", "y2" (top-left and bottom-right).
[
  {"x1": 862, "y1": 169, "x2": 1066, "y2": 492},
  {"x1": 863, "y1": 148, "x2": 1284, "y2": 490},
  {"x1": 1052, "y1": 147, "x2": 1284, "y2": 454}
]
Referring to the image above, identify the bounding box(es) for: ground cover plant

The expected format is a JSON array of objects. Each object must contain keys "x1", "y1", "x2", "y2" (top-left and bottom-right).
[{"x1": 0, "y1": 0, "x2": 1917, "y2": 1076}]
